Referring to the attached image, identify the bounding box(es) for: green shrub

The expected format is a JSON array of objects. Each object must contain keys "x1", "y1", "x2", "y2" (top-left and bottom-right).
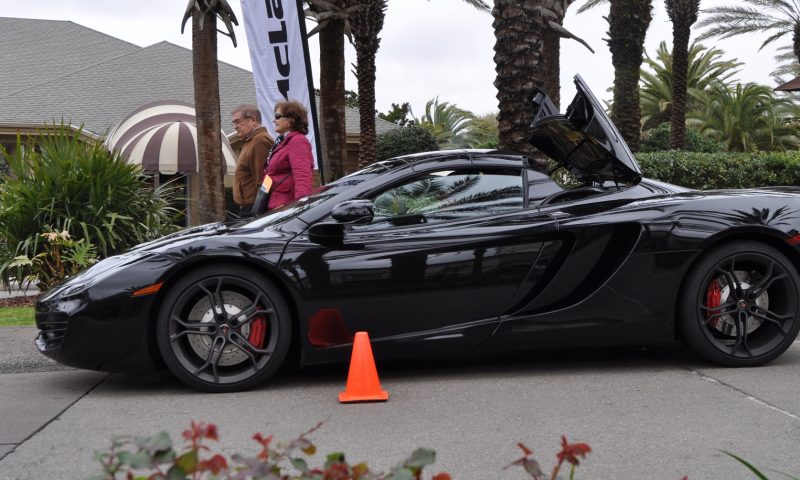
[
  {"x1": 637, "y1": 150, "x2": 800, "y2": 189},
  {"x1": 8, "y1": 228, "x2": 98, "y2": 290},
  {"x1": 0, "y1": 123, "x2": 180, "y2": 288},
  {"x1": 640, "y1": 123, "x2": 723, "y2": 153},
  {"x1": 376, "y1": 126, "x2": 439, "y2": 161}
]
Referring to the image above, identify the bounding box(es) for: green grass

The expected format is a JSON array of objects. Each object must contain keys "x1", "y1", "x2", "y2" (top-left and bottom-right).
[{"x1": 0, "y1": 307, "x2": 35, "y2": 326}]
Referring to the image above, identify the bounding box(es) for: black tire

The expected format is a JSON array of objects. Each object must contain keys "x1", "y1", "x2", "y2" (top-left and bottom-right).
[
  {"x1": 679, "y1": 241, "x2": 800, "y2": 367},
  {"x1": 156, "y1": 265, "x2": 291, "y2": 392}
]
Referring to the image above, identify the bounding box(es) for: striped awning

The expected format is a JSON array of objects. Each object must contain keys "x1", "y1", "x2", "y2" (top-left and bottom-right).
[{"x1": 107, "y1": 101, "x2": 236, "y2": 175}]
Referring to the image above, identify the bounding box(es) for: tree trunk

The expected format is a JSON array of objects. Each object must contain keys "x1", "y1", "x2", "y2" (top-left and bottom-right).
[
  {"x1": 667, "y1": 1, "x2": 698, "y2": 150},
  {"x1": 542, "y1": 27, "x2": 561, "y2": 109},
  {"x1": 794, "y1": 22, "x2": 800, "y2": 65},
  {"x1": 608, "y1": 0, "x2": 652, "y2": 153},
  {"x1": 493, "y1": 1, "x2": 544, "y2": 155},
  {"x1": 319, "y1": 19, "x2": 347, "y2": 180},
  {"x1": 350, "y1": 0, "x2": 386, "y2": 169},
  {"x1": 192, "y1": 11, "x2": 225, "y2": 223}
]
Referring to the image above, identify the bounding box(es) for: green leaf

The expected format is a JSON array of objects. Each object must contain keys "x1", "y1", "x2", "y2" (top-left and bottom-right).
[
  {"x1": 137, "y1": 431, "x2": 173, "y2": 455},
  {"x1": 175, "y1": 450, "x2": 198, "y2": 473},
  {"x1": 324, "y1": 452, "x2": 346, "y2": 468},
  {"x1": 117, "y1": 451, "x2": 153, "y2": 469},
  {"x1": 386, "y1": 468, "x2": 415, "y2": 480},
  {"x1": 403, "y1": 448, "x2": 436, "y2": 469},
  {"x1": 723, "y1": 451, "x2": 769, "y2": 480},
  {"x1": 291, "y1": 457, "x2": 309, "y2": 473},
  {"x1": 166, "y1": 465, "x2": 190, "y2": 480}
]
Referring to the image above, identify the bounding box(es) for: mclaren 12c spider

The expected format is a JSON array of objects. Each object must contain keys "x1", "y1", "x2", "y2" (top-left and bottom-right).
[{"x1": 36, "y1": 75, "x2": 800, "y2": 392}]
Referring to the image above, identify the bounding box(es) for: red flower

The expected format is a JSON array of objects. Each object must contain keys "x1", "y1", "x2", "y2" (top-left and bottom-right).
[
  {"x1": 252, "y1": 432, "x2": 274, "y2": 460},
  {"x1": 556, "y1": 435, "x2": 591, "y2": 467},
  {"x1": 432, "y1": 473, "x2": 452, "y2": 480},
  {"x1": 198, "y1": 454, "x2": 228, "y2": 474}
]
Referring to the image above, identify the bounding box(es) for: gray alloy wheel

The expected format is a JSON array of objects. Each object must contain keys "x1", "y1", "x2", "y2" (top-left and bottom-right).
[
  {"x1": 679, "y1": 241, "x2": 800, "y2": 367},
  {"x1": 156, "y1": 265, "x2": 291, "y2": 392}
]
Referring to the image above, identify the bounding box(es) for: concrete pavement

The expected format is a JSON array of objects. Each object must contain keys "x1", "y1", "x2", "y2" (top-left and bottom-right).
[{"x1": 1, "y1": 326, "x2": 799, "y2": 478}]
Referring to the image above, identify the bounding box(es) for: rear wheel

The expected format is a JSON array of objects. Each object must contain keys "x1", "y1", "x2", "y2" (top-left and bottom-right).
[
  {"x1": 156, "y1": 265, "x2": 291, "y2": 392},
  {"x1": 679, "y1": 241, "x2": 800, "y2": 366}
]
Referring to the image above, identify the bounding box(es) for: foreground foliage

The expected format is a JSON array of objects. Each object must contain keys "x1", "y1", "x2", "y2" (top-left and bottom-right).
[
  {"x1": 0, "y1": 123, "x2": 180, "y2": 289},
  {"x1": 91, "y1": 421, "x2": 798, "y2": 479},
  {"x1": 91, "y1": 421, "x2": 592, "y2": 480}
]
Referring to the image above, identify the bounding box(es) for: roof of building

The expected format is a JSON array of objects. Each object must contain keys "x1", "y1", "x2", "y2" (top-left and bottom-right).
[{"x1": 0, "y1": 17, "x2": 398, "y2": 137}]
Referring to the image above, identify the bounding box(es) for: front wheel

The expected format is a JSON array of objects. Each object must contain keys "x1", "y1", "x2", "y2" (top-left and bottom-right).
[
  {"x1": 679, "y1": 241, "x2": 800, "y2": 367},
  {"x1": 156, "y1": 265, "x2": 291, "y2": 392}
]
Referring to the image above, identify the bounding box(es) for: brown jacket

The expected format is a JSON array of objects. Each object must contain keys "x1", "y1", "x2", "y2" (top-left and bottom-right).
[{"x1": 233, "y1": 127, "x2": 274, "y2": 205}]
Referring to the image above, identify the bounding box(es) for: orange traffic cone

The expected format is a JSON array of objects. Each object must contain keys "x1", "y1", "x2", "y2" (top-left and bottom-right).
[{"x1": 338, "y1": 331, "x2": 389, "y2": 403}]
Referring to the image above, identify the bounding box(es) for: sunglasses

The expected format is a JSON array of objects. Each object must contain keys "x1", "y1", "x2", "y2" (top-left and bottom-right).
[{"x1": 274, "y1": 113, "x2": 287, "y2": 120}]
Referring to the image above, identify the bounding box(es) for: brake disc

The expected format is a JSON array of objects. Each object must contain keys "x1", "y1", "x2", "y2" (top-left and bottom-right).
[
  {"x1": 186, "y1": 291, "x2": 251, "y2": 366},
  {"x1": 712, "y1": 270, "x2": 768, "y2": 336}
]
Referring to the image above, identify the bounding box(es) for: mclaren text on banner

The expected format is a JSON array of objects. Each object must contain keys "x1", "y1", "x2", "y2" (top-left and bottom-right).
[{"x1": 241, "y1": 0, "x2": 322, "y2": 173}]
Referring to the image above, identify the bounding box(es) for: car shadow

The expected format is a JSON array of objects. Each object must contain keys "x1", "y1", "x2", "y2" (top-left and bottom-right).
[{"x1": 95, "y1": 344, "x2": 700, "y2": 394}]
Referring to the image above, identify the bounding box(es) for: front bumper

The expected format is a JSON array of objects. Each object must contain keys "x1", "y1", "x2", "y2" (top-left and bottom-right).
[{"x1": 35, "y1": 291, "x2": 162, "y2": 373}]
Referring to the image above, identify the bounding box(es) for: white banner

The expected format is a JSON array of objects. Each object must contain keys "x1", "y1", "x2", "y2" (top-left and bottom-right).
[{"x1": 241, "y1": 0, "x2": 321, "y2": 171}]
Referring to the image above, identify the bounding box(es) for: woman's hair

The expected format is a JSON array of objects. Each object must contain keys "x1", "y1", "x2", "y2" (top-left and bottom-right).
[{"x1": 275, "y1": 100, "x2": 309, "y2": 135}]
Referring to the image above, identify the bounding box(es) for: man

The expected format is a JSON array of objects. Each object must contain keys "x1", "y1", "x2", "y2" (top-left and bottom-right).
[{"x1": 231, "y1": 104, "x2": 274, "y2": 217}]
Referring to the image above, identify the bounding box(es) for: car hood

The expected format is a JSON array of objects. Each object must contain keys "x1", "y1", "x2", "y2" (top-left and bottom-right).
[{"x1": 527, "y1": 74, "x2": 642, "y2": 184}]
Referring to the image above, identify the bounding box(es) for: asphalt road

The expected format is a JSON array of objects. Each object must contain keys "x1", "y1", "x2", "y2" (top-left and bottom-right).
[{"x1": 1, "y1": 326, "x2": 799, "y2": 479}]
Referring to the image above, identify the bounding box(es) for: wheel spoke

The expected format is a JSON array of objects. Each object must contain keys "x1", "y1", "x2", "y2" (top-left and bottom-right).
[
  {"x1": 715, "y1": 261, "x2": 742, "y2": 298},
  {"x1": 198, "y1": 278, "x2": 228, "y2": 323},
  {"x1": 170, "y1": 315, "x2": 217, "y2": 341},
  {"x1": 230, "y1": 331, "x2": 274, "y2": 357},
  {"x1": 750, "y1": 307, "x2": 792, "y2": 335},
  {"x1": 193, "y1": 335, "x2": 226, "y2": 383},
  {"x1": 728, "y1": 311, "x2": 753, "y2": 358},
  {"x1": 699, "y1": 301, "x2": 737, "y2": 326},
  {"x1": 229, "y1": 332, "x2": 275, "y2": 371},
  {"x1": 749, "y1": 262, "x2": 786, "y2": 299},
  {"x1": 228, "y1": 293, "x2": 274, "y2": 328}
]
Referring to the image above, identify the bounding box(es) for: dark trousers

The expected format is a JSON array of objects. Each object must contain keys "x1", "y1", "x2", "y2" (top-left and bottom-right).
[{"x1": 238, "y1": 204, "x2": 254, "y2": 218}]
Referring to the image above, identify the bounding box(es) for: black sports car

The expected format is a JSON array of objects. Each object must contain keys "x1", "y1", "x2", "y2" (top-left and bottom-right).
[{"x1": 36, "y1": 75, "x2": 800, "y2": 392}]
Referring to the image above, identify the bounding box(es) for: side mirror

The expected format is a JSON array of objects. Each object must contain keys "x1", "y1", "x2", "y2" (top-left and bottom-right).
[
  {"x1": 307, "y1": 222, "x2": 345, "y2": 247},
  {"x1": 331, "y1": 199, "x2": 374, "y2": 224}
]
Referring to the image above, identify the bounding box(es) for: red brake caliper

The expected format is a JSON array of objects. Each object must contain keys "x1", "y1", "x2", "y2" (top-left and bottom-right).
[
  {"x1": 705, "y1": 279, "x2": 722, "y2": 328},
  {"x1": 248, "y1": 305, "x2": 267, "y2": 349}
]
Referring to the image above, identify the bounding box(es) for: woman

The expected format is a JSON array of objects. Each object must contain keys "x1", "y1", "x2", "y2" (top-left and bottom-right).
[{"x1": 263, "y1": 100, "x2": 314, "y2": 210}]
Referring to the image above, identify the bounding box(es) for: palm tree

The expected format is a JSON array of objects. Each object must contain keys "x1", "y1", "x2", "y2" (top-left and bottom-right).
[
  {"x1": 541, "y1": 1, "x2": 595, "y2": 109},
  {"x1": 493, "y1": 1, "x2": 593, "y2": 155},
  {"x1": 348, "y1": 0, "x2": 388, "y2": 169},
  {"x1": 464, "y1": 113, "x2": 500, "y2": 149},
  {"x1": 608, "y1": 0, "x2": 653, "y2": 152},
  {"x1": 699, "y1": 83, "x2": 800, "y2": 151},
  {"x1": 666, "y1": 0, "x2": 700, "y2": 149},
  {"x1": 413, "y1": 98, "x2": 476, "y2": 149},
  {"x1": 309, "y1": 0, "x2": 490, "y2": 172},
  {"x1": 697, "y1": 1, "x2": 800, "y2": 64},
  {"x1": 306, "y1": 0, "x2": 361, "y2": 182},
  {"x1": 180, "y1": 0, "x2": 238, "y2": 223},
  {"x1": 577, "y1": 0, "x2": 653, "y2": 151},
  {"x1": 640, "y1": 41, "x2": 742, "y2": 130}
]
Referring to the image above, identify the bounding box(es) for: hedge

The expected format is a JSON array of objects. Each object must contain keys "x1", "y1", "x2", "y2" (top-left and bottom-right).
[{"x1": 636, "y1": 150, "x2": 800, "y2": 190}]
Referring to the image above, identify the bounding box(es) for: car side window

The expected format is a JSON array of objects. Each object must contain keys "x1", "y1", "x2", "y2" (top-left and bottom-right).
[{"x1": 360, "y1": 169, "x2": 524, "y2": 228}]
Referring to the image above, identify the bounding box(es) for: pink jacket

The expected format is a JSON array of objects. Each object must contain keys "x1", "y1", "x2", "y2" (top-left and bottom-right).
[{"x1": 263, "y1": 131, "x2": 314, "y2": 209}]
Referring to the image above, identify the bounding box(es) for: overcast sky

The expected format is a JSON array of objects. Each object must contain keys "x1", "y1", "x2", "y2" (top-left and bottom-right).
[{"x1": 4, "y1": 0, "x2": 786, "y2": 117}]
